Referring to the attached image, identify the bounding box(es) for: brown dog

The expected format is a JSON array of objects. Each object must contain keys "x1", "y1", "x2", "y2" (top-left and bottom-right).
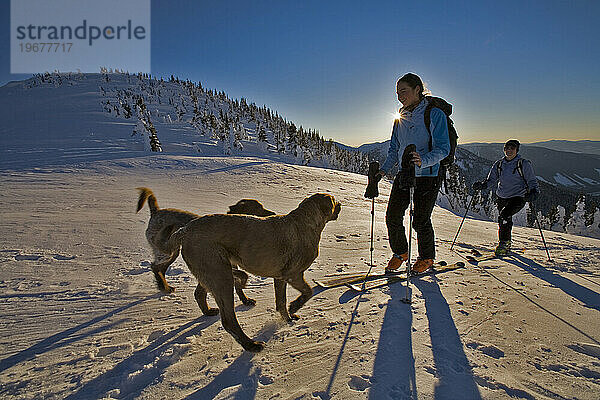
[
  {"x1": 169, "y1": 193, "x2": 341, "y2": 352},
  {"x1": 136, "y1": 188, "x2": 274, "y2": 304}
]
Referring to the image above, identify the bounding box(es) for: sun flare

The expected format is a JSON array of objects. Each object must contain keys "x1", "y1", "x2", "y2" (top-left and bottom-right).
[{"x1": 390, "y1": 110, "x2": 402, "y2": 122}]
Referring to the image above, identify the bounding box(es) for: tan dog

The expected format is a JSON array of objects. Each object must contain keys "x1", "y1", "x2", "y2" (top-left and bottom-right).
[
  {"x1": 136, "y1": 188, "x2": 274, "y2": 304},
  {"x1": 169, "y1": 193, "x2": 341, "y2": 352}
]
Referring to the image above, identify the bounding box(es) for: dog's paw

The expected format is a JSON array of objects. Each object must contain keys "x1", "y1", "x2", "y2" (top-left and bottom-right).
[
  {"x1": 288, "y1": 302, "x2": 302, "y2": 315},
  {"x1": 244, "y1": 341, "x2": 265, "y2": 353},
  {"x1": 242, "y1": 297, "x2": 256, "y2": 306},
  {"x1": 164, "y1": 285, "x2": 176, "y2": 293},
  {"x1": 281, "y1": 313, "x2": 300, "y2": 323},
  {"x1": 155, "y1": 279, "x2": 176, "y2": 293},
  {"x1": 203, "y1": 308, "x2": 220, "y2": 316}
]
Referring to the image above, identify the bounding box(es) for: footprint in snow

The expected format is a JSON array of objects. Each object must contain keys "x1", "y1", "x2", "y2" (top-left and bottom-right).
[
  {"x1": 348, "y1": 375, "x2": 371, "y2": 391},
  {"x1": 148, "y1": 329, "x2": 166, "y2": 342},
  {"x1": 167, "y1": 267, "x2": 186, "y2": 276},
  {"x1": 123, "y1": 267, "x2": 148, "y2": 276},
  {"x1": 567, "y1": 343, "x2": 600, "y2": 359},
  {"x1": 466, "y1": 342, "x2": 505, "y2": 359},
  {"x1": 258, "y1": 375, "x2": 274, "y2": 385},
  {"x1": 95, "y1": 343, "x2": 132, "y2": 357},
  {"x1": 15, "y1": 254, "x2": 43, "y2": 261}
]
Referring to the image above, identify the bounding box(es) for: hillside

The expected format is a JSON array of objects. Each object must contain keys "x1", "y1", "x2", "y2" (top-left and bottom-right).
[{"x1": 0, "y1": 71, "x2": 367, "y2": 173}]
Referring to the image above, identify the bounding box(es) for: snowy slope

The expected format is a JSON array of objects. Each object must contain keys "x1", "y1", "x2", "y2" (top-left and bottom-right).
[
  {"x1": 1, "y1": 74, "x2": 599, "y2": 399},
  {"x1": 0, "y1": 154, "x2": 599, "y2": 400},
  {"x1": 0, "y1": 72, "x2": 367, "y2": 173}
]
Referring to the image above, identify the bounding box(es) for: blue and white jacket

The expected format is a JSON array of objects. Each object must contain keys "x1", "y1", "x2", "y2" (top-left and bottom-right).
[
  {"x1": 380, "y1": 97, "x2": 450, "y2": 177},
  {"x1": 482, "y1": 154, "x2": 539, "y2": 199}
]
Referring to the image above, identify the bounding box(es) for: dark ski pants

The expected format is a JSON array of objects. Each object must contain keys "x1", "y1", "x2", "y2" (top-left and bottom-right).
[
  {"x1": 386, "y1": 174, "x2": 441, "y2": 260},
  {"x1": 496, "y1": 196, "x2": 526, "y2": 241}
]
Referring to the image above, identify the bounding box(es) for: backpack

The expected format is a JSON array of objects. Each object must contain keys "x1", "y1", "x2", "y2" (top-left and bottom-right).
[{"x1": 423, "y1": 96, "x2": 458, "y2": 168}]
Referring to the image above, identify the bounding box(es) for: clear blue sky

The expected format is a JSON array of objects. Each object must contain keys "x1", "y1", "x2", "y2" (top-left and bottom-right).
[{"x1": 2, "y1": 0, "x2": 599, "y2": 146}]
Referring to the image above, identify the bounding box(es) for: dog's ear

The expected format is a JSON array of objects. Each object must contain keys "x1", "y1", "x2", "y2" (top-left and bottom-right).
[
  {"x1": 331, "y1": 201, "x2": 341, "y2": 221},
  {"x1": 312, "y1": 194, "x2": 340, "y2": 220}
]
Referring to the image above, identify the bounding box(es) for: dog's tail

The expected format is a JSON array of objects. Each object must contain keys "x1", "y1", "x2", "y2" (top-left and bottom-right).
[{"x1": 136, "y1": 187, "x2": 159, "y2": 215}]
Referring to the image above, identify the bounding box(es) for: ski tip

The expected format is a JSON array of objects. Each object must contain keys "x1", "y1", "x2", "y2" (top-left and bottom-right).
[{"x1": 347, "y1": 284, "x2": 364, "y2": 292}]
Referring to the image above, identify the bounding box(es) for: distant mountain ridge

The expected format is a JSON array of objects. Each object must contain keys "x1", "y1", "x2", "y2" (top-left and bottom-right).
[
  {"x1": 531, "y1": 140, "x2": 600, "y2": 156},
  {"x1": 464, "y1": 140, "x2": 600, "y2": 156},
  {"x1": 461, "y1": 143, "x2": 600, "y2": 195}
]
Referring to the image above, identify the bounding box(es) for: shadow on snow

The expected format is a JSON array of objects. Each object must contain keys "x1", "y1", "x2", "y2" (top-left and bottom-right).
[
  {"x1": 370, "y1": 277, "x2": 481, "y2": 399},
  {"x1": 507, "y1": 254, "x2": 600, "y2": 312},
  {"x1": 0, "y1": 294, "x2": 159, "y2": 373}
]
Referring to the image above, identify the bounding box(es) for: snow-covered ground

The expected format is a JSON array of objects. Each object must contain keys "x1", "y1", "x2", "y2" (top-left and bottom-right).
[
  {"x1": 1, "y1": 74, "x2": 599, "y2": 399},
  {"x1": 1, "y1": 154, "x2": 599, "y2": 399}
]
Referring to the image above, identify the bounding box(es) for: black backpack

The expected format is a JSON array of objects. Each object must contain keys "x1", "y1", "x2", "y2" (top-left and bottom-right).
[{"x1": 423, "y1": 96, "x2": 458, "y2": 168}]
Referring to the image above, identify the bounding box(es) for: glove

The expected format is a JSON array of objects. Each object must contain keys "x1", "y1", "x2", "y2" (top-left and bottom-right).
[
  {"x1": 524, "y1": 189, "x2": 538, "y2": 203},
  {"x1": 472, "y1": 181, "x2": 486, "y2": 191},
  {"x1": 399, "y1": 144, "x2": 416, "y2": 189},
  {"x1": 364, "y1": 161, "x2": 382, "y2": 199}
]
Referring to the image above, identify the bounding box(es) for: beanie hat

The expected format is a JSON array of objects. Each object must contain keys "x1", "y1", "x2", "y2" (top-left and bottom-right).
[{"x1": 504, "y1": 139, "x2": 520, "y2": 152}]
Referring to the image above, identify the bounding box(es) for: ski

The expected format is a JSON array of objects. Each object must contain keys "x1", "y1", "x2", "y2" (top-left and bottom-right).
[
  {"x1": 314, "y1": 260, "x2": 454, "y2": 288},
  {"x1": 466, "y1": 249, "x2": 498, "y2": 263},
  {"x1": 465, "y1": 248, "x2": 524, "y2": 263},
  {"x1": 347, "y1": 261, "x2": 466, "y2": 292},
  {"x1": 313, "y1": 269, "x2": 406, "y2": 289}
]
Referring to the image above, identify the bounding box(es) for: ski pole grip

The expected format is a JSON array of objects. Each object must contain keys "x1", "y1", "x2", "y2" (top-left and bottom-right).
[
  {"x1": 365, "y1": 161, "x2": 381, "y2": 199},
  {"x1": 400, "y1": 144, "x2": 416, "y2": 188},
  {"x1": 401, "y1": 144, "x2": 416, "y2": 169}
]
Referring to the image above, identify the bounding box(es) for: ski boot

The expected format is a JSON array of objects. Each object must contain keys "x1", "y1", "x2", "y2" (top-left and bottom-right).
[
  {"x1": 385, "y1": 252, "x2": 408, "y2": 273},
  {"x1": 494, "y1": 240, "x2": 511, "y2": 256},
  {"x1": 412, "y1": 258, "x2": 434, "y2": 274}
]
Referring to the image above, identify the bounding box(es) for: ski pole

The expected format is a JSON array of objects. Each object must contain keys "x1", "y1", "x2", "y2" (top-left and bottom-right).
[
  {"x1": 531, "y1": 204, "x2": 551, "y2": 261},
  {"x1": 403, "y1": 185, "x2": 414, "y2": 304},
  {"x1": 399, "y1": 145, "x2": 416, "y2": 304},
  {"x1": 450, "y1": 195, "x2": 475, "y2": 252},
  {"x1": 360, "y1": 197, "x2": 377, "y2": 287},
  {"x1": 522, "y1": 177, "x2": 551, "y2": 262},
  {"x1": 360, "y1": 161, "x2": 382, "y2": 287}
]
